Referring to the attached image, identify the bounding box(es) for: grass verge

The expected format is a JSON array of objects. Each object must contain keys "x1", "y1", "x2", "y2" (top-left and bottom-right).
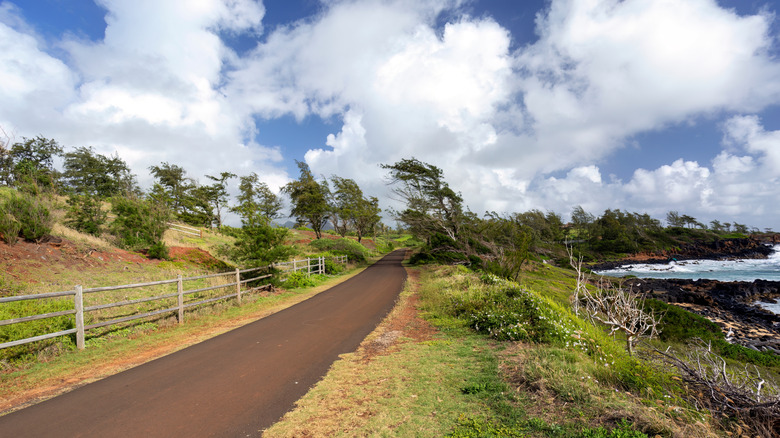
[{"x1": 265, "y1": 263, "x2": 725, "y2": 437}]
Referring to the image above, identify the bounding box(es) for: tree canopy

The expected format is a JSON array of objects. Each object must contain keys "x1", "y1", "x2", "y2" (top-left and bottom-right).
[{"x1": 282, "y1": 161, "x2": 330, "y2": 239}]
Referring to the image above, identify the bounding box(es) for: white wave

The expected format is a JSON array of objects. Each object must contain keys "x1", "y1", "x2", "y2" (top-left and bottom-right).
[{"x1": 595, "y1": 244, "x2": 780, "y2": 281}]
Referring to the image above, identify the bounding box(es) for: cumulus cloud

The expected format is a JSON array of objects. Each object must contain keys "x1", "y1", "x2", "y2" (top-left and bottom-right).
[
  {"x1": 1, "y1": 0, "x2": 780, "y2": 229},
  {"x1": 0, "y1": 0, "x2": 283, "y2": 195}
]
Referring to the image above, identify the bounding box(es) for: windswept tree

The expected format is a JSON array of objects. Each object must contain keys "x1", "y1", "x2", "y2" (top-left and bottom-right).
[
  {"x1": 6, "y1": 136, "x2": 63, "y2": 192},
  {"x1": 282, "y1": 161, "x2": 330, "y2": 239},
  {"x1": 232, "y1": 173, "x2": 283, "y2": 226},
  {"x1": 148, "y1": 162, "x2": 189, "y2": 214},
  {"x1": 570, "y1": 205, "x2": 595, "y2": 240},
  {"x1": 204, "y1": 171, "x2": 236, "y2": 228},
  {"x1": 666, "y1": 211, "x2": 685, "y2": 228},
  {"x1": 381, "y1": 158, "x2": 463, "y2": 242},
  {"x1": 62, "y1": 146, "x2": 138, "y2": 197},
  {"x1": 330, "y1": 176, "x2": 381, "y2": 242},
  {"x1": 149, "y1": 162, "x2": 213, "y2": 226}
]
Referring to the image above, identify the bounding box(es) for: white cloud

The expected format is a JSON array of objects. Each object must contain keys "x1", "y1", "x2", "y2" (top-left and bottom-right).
[
  {"x1": 2, "y1": 0, "x2": 780, "y2": 229},
  {"x1": 0, "y1": 0, "x2": 285, "y2": 199}
]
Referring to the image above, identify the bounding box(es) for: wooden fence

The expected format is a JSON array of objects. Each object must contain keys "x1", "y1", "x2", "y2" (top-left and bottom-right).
[
  {"x1": 0, "y1": 255, "x2": 348, "y2": 352},
  {"x1": 167, "y1": 222, "x2": 203, "y2": 238}
]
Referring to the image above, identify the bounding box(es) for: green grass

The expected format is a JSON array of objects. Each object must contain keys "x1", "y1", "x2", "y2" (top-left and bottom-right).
[{"x1": 265, "y1": 264, "x2": 716, "y2": 437}]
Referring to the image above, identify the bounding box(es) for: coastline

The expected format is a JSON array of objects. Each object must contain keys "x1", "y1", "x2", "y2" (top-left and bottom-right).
[
  {"x1": 588, "y1": 237, "x2": 780, "y2": 354},
  {"x1": 588, "y1": 237, "x2": 775, "y2": 271},
  {"x1": 625, "y1": 277, "x2": 780, "y2": 353}
]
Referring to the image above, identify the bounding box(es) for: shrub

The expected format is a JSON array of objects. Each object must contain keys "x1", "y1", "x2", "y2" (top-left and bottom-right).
[
  {"x1": 283, "y1": 271, "x2": 317, "y2": 289},
  {"x1": 109, "y1": 197, "x2": 169, "y2": 250},
  {"x1": 0, "y1": 210, "x2": 21, "y2": 244},
  {"x1": 643, "y1": 299, "x2": 723, "y2": 343},
  {"x1": 147, "y1": 241, "x2": 169, "y2": 260},
  {"x1": 65, "y1": 194, "x2": 107, "y2": 236},
  {"x1": 322, "y1": 258, "x2": 344, "y2": 275},
  {"x1": 452, "y1": 286, "x2": 568, "y2": 344},
  {"x1": 2, "y1": 193, "x2": 52, "y2": 242}
]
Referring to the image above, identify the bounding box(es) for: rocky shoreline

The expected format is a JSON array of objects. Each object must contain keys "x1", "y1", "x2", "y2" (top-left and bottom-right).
[
  {"x1": 589, "y1": 237, "x2": 775, "y2": 271},
  {"x1": 624, "y1": 278, "x2": 780, "y2": 353},
  {"x1": 588, "y1": 237, "x2": 780, "y2": 354}
]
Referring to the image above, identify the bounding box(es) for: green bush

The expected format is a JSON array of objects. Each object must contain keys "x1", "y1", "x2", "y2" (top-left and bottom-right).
[
  {"x1": 65, "y1": 194, "x2": 107, "y2": 236},
  {"x1": 322, "y1": 258, "x2": 344, "y2": 275},
  {"x1": 283, "y1": 271, "x2": 317, "y2": 289},
  {"x1": 147, "y1": 241, "x2": 169, "y2": 260},
  {"x1": 109, "y1": 197, "x2": 169, "y2": 250},
  {"x1": 2, "y1": 193, "x2": 52, "y2": 242},
  {"x1": 0, "y1": 210, "x2": 21, "y2": 244},
  {"x1": 452, "y1": 287, "x2": 568, "y2": 344},
  {"x1": 644, "y1": 299, "x2": 723, "y2": 343}
]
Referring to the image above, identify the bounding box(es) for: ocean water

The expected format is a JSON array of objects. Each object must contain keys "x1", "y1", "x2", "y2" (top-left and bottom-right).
[
  {"x1": 593, "y1": 244, "x2": 780, "y2": 282},
  {"x1": 594, "y1": 244, "x2": 780, "y2": 314}
]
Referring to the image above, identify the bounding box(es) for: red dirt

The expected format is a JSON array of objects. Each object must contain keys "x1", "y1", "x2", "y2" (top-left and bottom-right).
[{"x1": 0, "y1": 239, "x2": 226, "y2": 291}]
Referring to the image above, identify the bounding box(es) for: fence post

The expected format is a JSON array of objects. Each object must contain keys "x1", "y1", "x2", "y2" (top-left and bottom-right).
[
  {"x1": 177, "y1": 274, "x2": 184, "y2": 324},
  {"x1": 307, "y1": 258, "x2": 311, "y2": 275},
  {"x1": 74, "y1": 285, "x2": 85, "y2": 350},
  {"x1": 320, "y1": 256, "x2": 324, "y2": 274},
  {"x1": 235, "y1": 268, "x2": 242, "y2": 305}
]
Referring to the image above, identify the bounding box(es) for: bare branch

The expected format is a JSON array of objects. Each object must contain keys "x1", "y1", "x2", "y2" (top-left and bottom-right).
[{"x1": 568, "y1": 246, "x2": 661, "y2": 355}]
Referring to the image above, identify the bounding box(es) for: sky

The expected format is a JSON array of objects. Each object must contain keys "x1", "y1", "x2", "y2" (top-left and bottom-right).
[{"x1": 2, "y1": 0, "x2": 780, "y2": 230}]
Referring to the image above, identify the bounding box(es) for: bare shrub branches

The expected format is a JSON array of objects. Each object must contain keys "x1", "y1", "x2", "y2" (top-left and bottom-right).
[
  {"x1": 655, "y1": 340, "x2": 780, "y2": 437},
  {"x1": 569, "y1": 247, "x2": 660, "y2": 355}
]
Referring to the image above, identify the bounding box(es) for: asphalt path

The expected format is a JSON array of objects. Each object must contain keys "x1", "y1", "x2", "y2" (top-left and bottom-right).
[{"x1": 0, "y1": 249, "x2": 407, "y2": 437}]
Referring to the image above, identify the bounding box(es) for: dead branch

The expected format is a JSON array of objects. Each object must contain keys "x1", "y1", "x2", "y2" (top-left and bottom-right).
[
  {"x1": 569, "y1": 247, "x2": 660, "y2": 355},
  {"x1": 654, "y1": 340, "x2": 780, "y2": 437}
]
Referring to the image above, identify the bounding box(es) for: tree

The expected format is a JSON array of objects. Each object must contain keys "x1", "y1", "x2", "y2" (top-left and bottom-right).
[
  {"x1": 109, "y1": 196, "x2": 170, "y2": 253},
  {"x1": 352, "y1": 196, "x2": 381, "y2": 243},
  {"x1": 480, "y1": 213, "x2": 533, "y2": 281},
  {"x1": 204, "y1": 171, "x2": 236, "y2": 227},
  {"x1": 232, "y1": 173, "x2": 283, "y2": 226},
  {"x1": 0, "y1": 126, "x2": 13, "y2": 186},
  {"x1": 8, "y1": 136, "x2": 63, "y2": 192},
  {"x1": 666, "y1": 211, "x2": 685, "y2": 228},
  {"x1": 569, "y1": 247, "x2": 660, "y2": 356},
  {"x1": 62, "y1": 146, "x2": 138, "y2": 197},
  {"x1": 148, "y1": 162, "x2": 189, "y2": 214},
  {"x1": 570, "y1": 205, "x2": 595, "y2": 240},
  {"x1": 709, "y1": 219, "x2": 724, "y2": 232},
  {"x1": 282, "y1": 161, "x2": 330, "y2": 239},
  {"x1": 330, "y1": 176, "x2": 382, "y2": 241},
  {"x1": 148, "y1": 162, "x2": 213, "y2": 226},
  {"x1": 381, "y1": 158, "x2": 463, "y2": 242}
]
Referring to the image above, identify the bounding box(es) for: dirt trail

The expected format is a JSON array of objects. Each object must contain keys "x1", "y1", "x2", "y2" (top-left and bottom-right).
[{"x1": 0, "y1": 250, "x2": 407, "y2": 437}]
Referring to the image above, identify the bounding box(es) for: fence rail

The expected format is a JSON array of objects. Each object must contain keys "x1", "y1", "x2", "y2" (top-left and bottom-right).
[
  {"x1": 167, "y1": 222, "x2": 203, "y2": 238},
  {"x1": 0, "y1": 255, "x2": 347, "y2": 352}
]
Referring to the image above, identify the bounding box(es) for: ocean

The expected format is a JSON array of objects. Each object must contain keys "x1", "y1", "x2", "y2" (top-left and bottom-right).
[{"x1": 594, "y1": 244, "x2": 780, "y2": 314}]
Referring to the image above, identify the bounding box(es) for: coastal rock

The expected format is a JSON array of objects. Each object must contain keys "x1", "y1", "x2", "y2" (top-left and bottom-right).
[
  {"x1": 589, "y1": 237, "x2": 774, "y2": 271},
  {"x1": 624, "y1": 278, "x2": 780, "y2": 349}
]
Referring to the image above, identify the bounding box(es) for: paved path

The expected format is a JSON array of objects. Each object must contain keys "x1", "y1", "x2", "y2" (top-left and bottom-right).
[{"x1": 0, "y1": 249, "x2": 407, "y2": 437}]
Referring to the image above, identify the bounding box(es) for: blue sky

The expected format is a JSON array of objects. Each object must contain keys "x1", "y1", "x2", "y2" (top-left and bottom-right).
[{"x1": 2, "y1": 0, "x2": 780, "y2": 229}]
